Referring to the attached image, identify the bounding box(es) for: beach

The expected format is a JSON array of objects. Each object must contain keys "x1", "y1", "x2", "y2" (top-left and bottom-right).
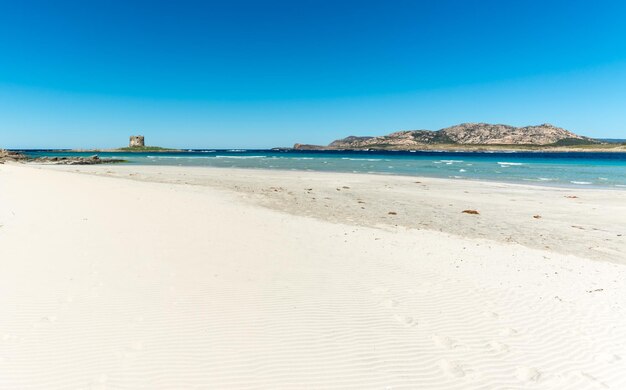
[{"x1": 1, "y1": 163, "x2": 625, "y2": 388}]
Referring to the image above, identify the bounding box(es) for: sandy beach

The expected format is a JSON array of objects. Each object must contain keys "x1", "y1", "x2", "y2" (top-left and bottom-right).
[{"x1": 1, "y1": 163, "x2": 625, "y2": 389}]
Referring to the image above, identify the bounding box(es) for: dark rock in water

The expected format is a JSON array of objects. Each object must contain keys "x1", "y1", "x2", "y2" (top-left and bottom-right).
[
  {"x1": 0, "y1": 150, "x2": 124, "y2": 165},
  {"x1": 36, "y1": 155, "x2": 124, "y2": 165},
  {"x1": 0, "y1": 150, "x2": 27, "y2": 164},
  {"x1": 293, "y1": 143, "x2": 328, "y2": 150}
]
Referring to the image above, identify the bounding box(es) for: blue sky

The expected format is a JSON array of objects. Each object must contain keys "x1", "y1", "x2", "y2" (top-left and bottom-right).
[{"x1": 1, "y1": 0, "x2": 626, "y2": 148}]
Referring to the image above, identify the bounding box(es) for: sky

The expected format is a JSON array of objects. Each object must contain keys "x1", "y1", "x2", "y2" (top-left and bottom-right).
[{"x1": 1, "y1": 0, "x2": 626, "y2": 149}]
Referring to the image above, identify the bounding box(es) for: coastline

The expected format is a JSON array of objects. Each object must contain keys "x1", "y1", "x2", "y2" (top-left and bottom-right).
[
  {"x1": 1, "y1": 163, "x2": 625, "y2": 388},
  {"x1": 16, "y1": 148, "x2": 626, "y2": 190}
]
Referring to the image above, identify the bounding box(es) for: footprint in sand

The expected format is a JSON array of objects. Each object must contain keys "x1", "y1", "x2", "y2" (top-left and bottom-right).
[
  {"x1": 482, "y1": 311, "x2": 499, "y2": 319},
  {"x1": 576, "y1": 371, "x2": 610, "y2": 388},
  {"x1": 393, "y1": 314, "x2": 416, "y2": 327},
  {"x1": 438, "y1": 359, "x2": 465, "y2": 378},
  {"x1": 371, "y1": 287, "x2": 389, "y2": 295},
  {"x1": 594, "y1": 352, "x2": 621, "y2": 363},
  {"x1": 380, "y1": 299, "x2": 399, "y2": 308},
  {"x1": 121, "y1": 341, "x2": 145, "y2": 361},
  {"x1": 487, "y1": 340, "x2": 509, "y2": 353},
  {"x1": 515, "y1": 366, "x2": 541, "y2": 382},
  {"x1": 41, "y1": 315, "x2": 58, "y2": 323},
  {"x1": 432, "y1": 334, "x2": 457, "y2": 349},
  {"x1": 129, "y1": 341, "x2": 144, "y2": 351},
  {"x1": 499, "y1": 327, "x2": 518, "y2": 336},
  {"x1": 90, "y1": 374, "x2": 108, "y2": 388},
  {"x1": 32, "y1": 315, "x2": 58, "y2": 329},
  {"x1": 2, "y1": 334, "x2": 19, "y2": 342}
]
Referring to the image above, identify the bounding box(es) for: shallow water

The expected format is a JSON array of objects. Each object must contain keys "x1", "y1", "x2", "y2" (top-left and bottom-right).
[{"x1": 21, "y1": 149, "x2": 626, "y2": 189}]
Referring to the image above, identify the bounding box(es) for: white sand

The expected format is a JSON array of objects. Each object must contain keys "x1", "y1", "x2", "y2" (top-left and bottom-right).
[
  {"x1": 45, "y1": 164, "x2": 626, "y2": 263},
  {"x1": 1, "y1": 163, "x2": 625, "y2": 389}
]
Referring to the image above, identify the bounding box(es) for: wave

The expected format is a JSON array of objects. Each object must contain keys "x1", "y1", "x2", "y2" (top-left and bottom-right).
[
  {"x1": 341, "y1": 158, "x2": 384, "y2": 161},
  {"x1": 570, "y1": 181, "x2": 592, "y2": 185},
  {"x1": 147, "y1": 156, "x2": 212, "y2": 159},
  {"x1": 497, "y1": 162, "x2": 524, "y2": 166},
  {"x1": 215, "y1": 155, "x2": 266, "y2": 159}
]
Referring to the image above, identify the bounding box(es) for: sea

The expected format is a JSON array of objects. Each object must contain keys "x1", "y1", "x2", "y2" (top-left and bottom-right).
[{"x1": 19, "y1": 149, "x2": 626, "y2": 189}]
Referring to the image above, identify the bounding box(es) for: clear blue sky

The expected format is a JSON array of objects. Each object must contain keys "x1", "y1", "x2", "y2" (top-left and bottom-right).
[{"x1": 1, "y1": 0, "x2": 626, "y2": 148}]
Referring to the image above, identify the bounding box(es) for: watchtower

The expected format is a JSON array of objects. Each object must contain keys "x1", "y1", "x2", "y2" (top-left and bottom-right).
[{"x1": 129, "y1": 135, "x2": 145, "y2": 147}]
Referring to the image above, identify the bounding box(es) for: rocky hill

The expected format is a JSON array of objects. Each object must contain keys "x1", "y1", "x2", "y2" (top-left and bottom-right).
[{"x1": 298, "y1": 123, "x2": 598, "y2": 150}]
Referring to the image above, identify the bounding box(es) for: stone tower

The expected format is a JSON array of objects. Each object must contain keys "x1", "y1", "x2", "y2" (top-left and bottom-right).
[{"x1": 129, "y1": 135, "x2": 145, "y2": 147}]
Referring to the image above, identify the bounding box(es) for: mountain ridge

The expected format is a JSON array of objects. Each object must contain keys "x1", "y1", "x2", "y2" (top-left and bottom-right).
[{"x1": 295, "y1": 123, "x2": 599, "y2": 150}]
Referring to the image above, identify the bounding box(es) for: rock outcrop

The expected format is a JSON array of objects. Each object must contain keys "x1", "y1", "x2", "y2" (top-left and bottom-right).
[
  {"x1": 292, "y1": 143, "x2": 327, "y2": 150},
  {"x1": 439, "y1": 123, "x2": 592, "y2": 145},
  {"x1": 297, "y1": 123, "x2": 598, "y2": 150},
  {"x1": 0, "y1": 150, "x2": 125, "y2": 165},
  {"x1": 0, "y1": 150, "x2": 27, "y2": 163},
  {"x1": 32, "y1": 155, "x2": 126, "y2": 165}
]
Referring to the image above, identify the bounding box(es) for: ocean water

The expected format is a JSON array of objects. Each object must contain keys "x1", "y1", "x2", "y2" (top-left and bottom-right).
[{"x1": 21, "y1": 149, "x2": 626, "y2": 189}]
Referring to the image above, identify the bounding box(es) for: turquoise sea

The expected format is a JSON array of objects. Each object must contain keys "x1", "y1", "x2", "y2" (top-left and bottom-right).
[{"x1": 20, "y1": 149, "x2": 626, "y2": 189}]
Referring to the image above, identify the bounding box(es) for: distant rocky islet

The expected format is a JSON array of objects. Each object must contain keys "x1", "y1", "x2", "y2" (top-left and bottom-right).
[{"x1": 0, "y1": 150, "x2": 124, "y2": 165}]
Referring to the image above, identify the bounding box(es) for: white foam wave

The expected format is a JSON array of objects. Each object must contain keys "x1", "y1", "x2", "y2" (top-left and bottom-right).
[
  {"x1": 497, "y1": 162, "x2": 524, "y2": 166},
  {"x1": 146, "y1": 156, "x2": 212, "y2": 159},
  {"x1": 341, "y1": 158, "x2": 384, "y2": 161},
  {"x1": 570, "y1": 181, "x2": 592, "y2": 185},
  {"x1": 215, "y1": 156, "x2": 266, "y2": 159}
]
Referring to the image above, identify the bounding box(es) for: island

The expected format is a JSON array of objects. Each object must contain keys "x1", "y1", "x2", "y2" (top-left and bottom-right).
[
  {"x1": 71, "y1": 135, "x2": 180, "y2": 153},
  {"x1": 293, "y1": 123, "x2": 626, "y2": 152}
]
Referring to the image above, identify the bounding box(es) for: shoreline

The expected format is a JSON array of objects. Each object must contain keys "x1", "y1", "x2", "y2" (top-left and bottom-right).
[
  {"x1": 15, "y1": 149, "x2": 626, "y2": 190},
  {"x1": 56, "y1": 161, "x2": 626, "y2": 191},
  {"x1": 126, "y1": 163, "x2": 626, "y2": 191}
]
